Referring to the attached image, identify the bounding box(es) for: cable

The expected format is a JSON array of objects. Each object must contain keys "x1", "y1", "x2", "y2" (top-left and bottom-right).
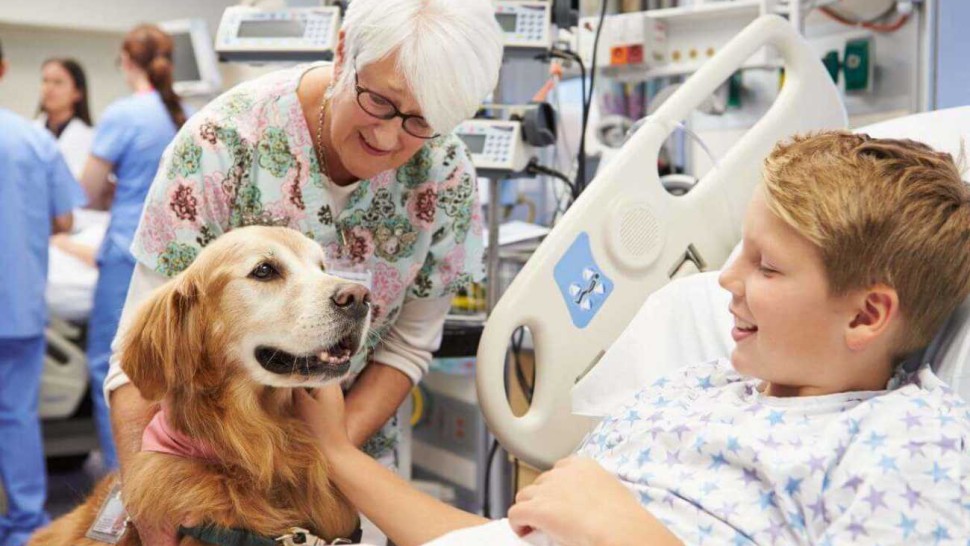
[
  {"x1": 511, "y1": 326, "x2": 533, "y2": 404},
  {"x1": 482, "y1": 439, "x2": 501, "y2": 518},
  {"x1": 526, "y1": 158, "x2": 577, "y2": 199},
  {"x1": 537, "y1": 48, "x2": 585, "y2": 199},
  {"x1": 578, "y1": 0, "x2": 609, "y2": 196},
  {"x1": 819, "y1": 3, "x2": 910, "y2": 32}
]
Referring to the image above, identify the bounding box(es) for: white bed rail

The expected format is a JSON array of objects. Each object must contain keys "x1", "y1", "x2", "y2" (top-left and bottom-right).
[{"x1": 477, "y1": 15, "x2": 848, "y2": 469}]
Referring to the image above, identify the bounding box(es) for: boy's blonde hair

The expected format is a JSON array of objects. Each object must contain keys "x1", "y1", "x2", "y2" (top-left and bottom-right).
[{"x1": 763, "y1": 131, "x2": 970, "y2": 355}]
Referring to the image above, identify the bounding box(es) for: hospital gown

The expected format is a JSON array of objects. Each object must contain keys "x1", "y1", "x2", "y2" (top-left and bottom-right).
[{"x1": 577, "y1": 358, "x2": 970, "y2": 545}]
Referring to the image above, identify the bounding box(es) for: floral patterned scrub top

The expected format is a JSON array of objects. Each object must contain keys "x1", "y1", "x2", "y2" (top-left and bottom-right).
[{"x1": 131, "y1": 63, "x2": 485, "y2": 456}]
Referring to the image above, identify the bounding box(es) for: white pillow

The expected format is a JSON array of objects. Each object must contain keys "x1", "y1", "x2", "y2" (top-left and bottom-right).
[
  {"x1": 924, "y1": 295, "x2": 970, "y2": 399},
  {"x1": 572, "y1": 269, "x2": 970, "y2": 419},
  {"x1": 571, "y1": 270, "x2": 733, "y2": 418}
]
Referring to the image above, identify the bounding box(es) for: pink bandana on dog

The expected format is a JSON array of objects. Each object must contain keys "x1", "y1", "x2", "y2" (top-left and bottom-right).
[{"x1": 141, "y1": 407, "x2": 218, "y2": 463}]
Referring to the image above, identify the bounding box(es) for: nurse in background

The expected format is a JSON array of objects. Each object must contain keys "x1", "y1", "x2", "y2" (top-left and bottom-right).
[
  {"x1": 35, "y1": 58, "x2": 94, "y2": 181},
  {"x1": 77, "y1": 24, "x2": 188, "y2": 471},
  {"x1": 0, "y1": 37, "x2": 86, "y2": 546}
]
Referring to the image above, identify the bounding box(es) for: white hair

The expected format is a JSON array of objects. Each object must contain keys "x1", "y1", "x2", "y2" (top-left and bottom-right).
[{"x1": 339, "y1": 0, "x2": 504, "y2": 134}]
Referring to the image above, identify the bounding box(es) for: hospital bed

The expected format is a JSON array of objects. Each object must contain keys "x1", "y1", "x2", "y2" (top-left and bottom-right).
[
  {"x1": 41, "y1": 209, "x2": 107, "y2": 459},
  {"x1": 477, "y1": 14, "x2": 970, "y2": 470}
]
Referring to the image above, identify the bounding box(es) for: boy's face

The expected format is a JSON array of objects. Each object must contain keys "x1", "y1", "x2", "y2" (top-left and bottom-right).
[{"x1": 718, "y1": 187, "x2": 872, "y2": 396}]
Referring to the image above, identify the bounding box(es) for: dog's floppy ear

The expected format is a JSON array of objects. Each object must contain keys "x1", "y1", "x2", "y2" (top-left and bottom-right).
[{"x1": 119, "y1": 270, "x2": 204, "y2": 401}]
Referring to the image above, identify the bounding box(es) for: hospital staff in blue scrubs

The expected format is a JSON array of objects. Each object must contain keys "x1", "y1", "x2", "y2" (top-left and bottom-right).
[
  {"x1": 0, "y1": 39, "x2": 86, "y2": 546},
  {"x1": 77, "y1": 24, "x2": 188, "y2": 471}
]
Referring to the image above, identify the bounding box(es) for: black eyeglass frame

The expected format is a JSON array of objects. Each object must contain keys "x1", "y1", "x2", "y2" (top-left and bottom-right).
[{"x1": 353, "y1": 71, "x2": 439, "y2": 140}]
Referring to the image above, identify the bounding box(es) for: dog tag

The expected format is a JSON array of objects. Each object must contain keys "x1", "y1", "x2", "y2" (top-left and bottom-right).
[
  {"x1": 277, "y1": 527, "x2": 326, "y2": 545},
  {"x1": 85, "y1": 481, "x2": 129, "y2": 544}
]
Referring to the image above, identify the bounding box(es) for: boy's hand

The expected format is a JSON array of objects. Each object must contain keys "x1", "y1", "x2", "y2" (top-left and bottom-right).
[
  {"x1": 294, "y1": 384, "x2": 354, "y2": 458},
  {"x1": 508, "y1": 456, "x2": 679, "y2": 546}
]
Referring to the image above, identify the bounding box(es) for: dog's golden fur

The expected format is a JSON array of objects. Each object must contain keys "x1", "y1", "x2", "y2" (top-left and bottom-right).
[{"x1": 30, "y1": 227, "x2": 362, "y2": 545}]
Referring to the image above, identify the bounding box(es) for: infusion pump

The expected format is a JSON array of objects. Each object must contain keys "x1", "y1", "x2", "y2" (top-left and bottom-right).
[
  {"x1": 494, "y1": 1, "x2": 553, "y2": 51},
  {"x1": 454, "y1": 119, "x2": 534, "y2": 178},
  {"x1": 215, "y1": 6, "x2": 340, "y2": 63}
]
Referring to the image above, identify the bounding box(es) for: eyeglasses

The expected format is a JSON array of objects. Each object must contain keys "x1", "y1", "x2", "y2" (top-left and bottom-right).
[{"x1": 354, "y1": 72, "x2": 439, "y2": 140}]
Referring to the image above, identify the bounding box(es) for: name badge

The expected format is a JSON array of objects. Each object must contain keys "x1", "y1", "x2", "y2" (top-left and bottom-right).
[
  {"x1": 325, "y1": 248, "x2": 373, "y2": 291},
  {"x1": 85, "y1": 481, "x2": 129, "y2": 544}
]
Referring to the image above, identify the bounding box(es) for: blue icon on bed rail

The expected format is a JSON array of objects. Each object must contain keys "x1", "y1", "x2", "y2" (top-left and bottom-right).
[{"x1": 554, "y1": 232, "x2": 613, "y2": 328}]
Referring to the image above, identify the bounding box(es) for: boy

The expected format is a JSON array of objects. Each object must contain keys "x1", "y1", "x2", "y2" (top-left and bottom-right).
[{"x1": 297, "y1": 132, "x2": 970, "y2": 545}]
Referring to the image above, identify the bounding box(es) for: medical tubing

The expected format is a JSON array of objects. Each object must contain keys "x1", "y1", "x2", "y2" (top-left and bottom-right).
[
  {"x1": 541, "y1": 48, "x2": 587, "y2": 196},
  {"x1": 819, "y1": 4, "x2": 910, "y2": 32},
  {"x1": 674, "y1": 120, "x2": 720, "y2": 170}
]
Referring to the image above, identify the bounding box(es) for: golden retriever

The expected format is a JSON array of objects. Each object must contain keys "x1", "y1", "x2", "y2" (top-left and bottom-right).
[{"x1": 31, "y1": 226, "x2": 370, "y2": 545}]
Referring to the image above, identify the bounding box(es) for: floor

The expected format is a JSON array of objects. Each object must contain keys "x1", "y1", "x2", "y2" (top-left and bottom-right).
[{"x1": 46, "y1": 451, "x2": 107, "y2": 519}]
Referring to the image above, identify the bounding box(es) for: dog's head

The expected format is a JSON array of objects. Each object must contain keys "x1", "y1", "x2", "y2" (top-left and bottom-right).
[{"x1": 120, "y1": 226, "x2": 371, "y2": 401}]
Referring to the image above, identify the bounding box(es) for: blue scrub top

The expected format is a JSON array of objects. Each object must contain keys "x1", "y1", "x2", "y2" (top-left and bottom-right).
[
  {"x1": 91, "y1": 91, "x2": 182, "y2": 257},
  {"x1": 0, "y1": 108, "x2": 85, "y2": 338}
]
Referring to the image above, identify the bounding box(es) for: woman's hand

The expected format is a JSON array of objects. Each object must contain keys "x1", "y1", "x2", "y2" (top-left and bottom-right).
[
  {"x1": 507, "y1": 456, "x2": 681, "y2": 546},
  {"x1": 294, "y1": 384, "x2": 354, "y2": 459}
]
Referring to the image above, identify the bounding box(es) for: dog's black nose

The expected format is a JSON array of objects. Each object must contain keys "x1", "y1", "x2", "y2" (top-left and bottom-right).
[{"x1": 331, "y1": 283, "x2": 371, "y2": 319}]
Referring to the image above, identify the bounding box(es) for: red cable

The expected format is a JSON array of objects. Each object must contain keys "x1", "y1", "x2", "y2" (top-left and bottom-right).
[{"x1": 820, "y1": 6, "x2": 911, "y2": 32}]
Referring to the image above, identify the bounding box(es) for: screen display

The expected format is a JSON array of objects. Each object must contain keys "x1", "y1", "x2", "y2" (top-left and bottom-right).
[
  {"x1": 238, "y1": 19, "x2": 307, "y2": 39},
  {"x1": 496, "y1": 13, "x2": 517, "y2": 33},
  {"x1": 460, "y1": 134, "x2": 487, "y2": 154},
  {"x1": 170, "y1": 32, "x2": 202, "y2": 82}
]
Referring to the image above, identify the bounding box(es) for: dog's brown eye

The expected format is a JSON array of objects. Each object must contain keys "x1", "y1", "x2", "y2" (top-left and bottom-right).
[{"x1": 250, "y1": 263, "x2": 279, "y2": 281}]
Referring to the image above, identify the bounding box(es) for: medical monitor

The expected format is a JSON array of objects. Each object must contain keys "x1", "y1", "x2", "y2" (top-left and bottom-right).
[{"x1": 159, "y1": 19, "x2": 222, "y2": 97}]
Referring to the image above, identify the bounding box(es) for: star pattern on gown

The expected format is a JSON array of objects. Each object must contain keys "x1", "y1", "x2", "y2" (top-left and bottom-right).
[{"x1": 575, "y1": 360, "x2": 969, "y2": 544}]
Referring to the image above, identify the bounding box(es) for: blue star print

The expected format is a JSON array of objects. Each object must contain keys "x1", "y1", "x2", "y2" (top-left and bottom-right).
[{"x1": 573, "y1": 359, "x2": 970, "y2": 545}]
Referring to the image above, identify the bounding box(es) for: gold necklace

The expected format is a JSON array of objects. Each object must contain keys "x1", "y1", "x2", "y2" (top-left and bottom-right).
[{"x1": 315, "y1": 95, "x2": 332, "y2": 179}]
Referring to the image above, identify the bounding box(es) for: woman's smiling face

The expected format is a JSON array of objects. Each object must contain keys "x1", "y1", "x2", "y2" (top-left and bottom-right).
[{"x1": 327, "y1": 54, "x2": 430, "y2": 181}]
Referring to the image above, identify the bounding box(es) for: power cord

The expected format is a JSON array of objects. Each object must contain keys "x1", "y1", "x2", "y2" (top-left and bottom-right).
[
  {"x1": 535, "y1": 0, "x2": 607, "y2": 199},
  {"x1": 540, "y1": 49, "x2": 587, "y2": 198},
  {"x1": 580, "y1": 0, "x2": 609, "y2": 196},
  {"x1": 482, "y1": 439, "x2": 501, "y2": 518},
  {"x1": 511, "y1": 326, "x2": 533, "y2": 404},
  {"x1": 526, "y1": 158, "x2": 577, "y2": 199}
]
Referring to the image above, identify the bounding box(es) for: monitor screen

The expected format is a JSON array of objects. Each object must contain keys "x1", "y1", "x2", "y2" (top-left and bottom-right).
[
  {"x1": 159, "y1": 18, "x2": 220, "y2": 96},
  {"x1": 170, "y1": 31, "x2": 202, "y2": 83},
  {"x1": 238, "y1": 19, "x2": 307, "y2": 39},
  {"x1": 460, "y1": 134, "x2": 487, "y2": 154},
  {"x1": 496, "y1": 13, "x2": 517, "y2": 33}
]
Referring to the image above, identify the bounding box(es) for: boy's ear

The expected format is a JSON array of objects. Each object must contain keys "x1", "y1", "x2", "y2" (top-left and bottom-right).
[{"x1": 845, "y1": 285, "x2": 900, "y2": 351}]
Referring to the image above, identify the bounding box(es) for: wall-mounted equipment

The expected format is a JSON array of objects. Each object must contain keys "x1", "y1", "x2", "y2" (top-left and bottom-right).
[
  {"x1": 494, "y1": 1, "x2": 554, "y2": 51},
  {"x1": 578, "y1": 1, "x2": 772, "y2": 82},
  {"x1": 159, "y1": 19, "x2": 222, "y2": 96},
  {"x1": 820, "y1": 35, "x2": 874, "y2": 94},
  {"x1": 455, "y1": 119, "x2": 534, "y2": 178},
  {"x1": 215, "y1": 6, "x2": 340, "y2": 63}
]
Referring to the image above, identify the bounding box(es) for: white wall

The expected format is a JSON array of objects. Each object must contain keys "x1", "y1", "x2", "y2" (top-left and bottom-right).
[
  {"x1": 0, "y1": 23, "x2": 129, "y2": 120},
  {"x1": 0, "y1": 0, "x2": 280, "y2": 121},
  {"x1": 0, "y1": 0, "x2": 235, "y2": 34}
]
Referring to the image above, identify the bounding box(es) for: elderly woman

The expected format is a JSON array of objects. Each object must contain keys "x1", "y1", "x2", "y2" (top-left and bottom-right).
[{"x1": 104, "y1": 0, "x2": 502, "y2": 542}]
